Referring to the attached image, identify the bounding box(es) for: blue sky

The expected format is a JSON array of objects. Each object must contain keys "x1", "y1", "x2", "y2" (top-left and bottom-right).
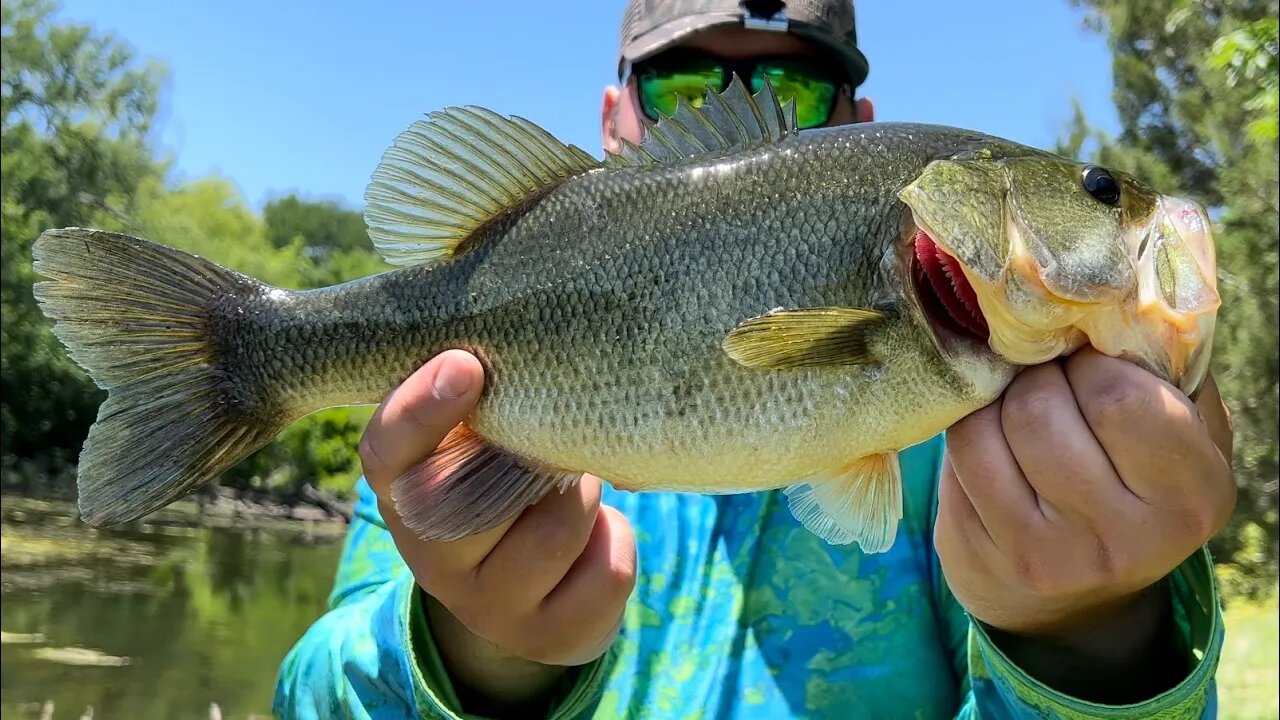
[{"x1": 56, "y1": 0, "x2": 1120, "y2": 211}]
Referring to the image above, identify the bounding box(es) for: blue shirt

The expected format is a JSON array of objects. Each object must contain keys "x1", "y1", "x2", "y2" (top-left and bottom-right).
[{"x1": 272, "y1": 434, "x2": 1223, "y2": 719}]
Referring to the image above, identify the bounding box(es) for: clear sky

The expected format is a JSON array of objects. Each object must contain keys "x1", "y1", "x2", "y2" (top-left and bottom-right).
[{"x1": 54, "y1": 0, "x2": 1121, "y2": 211}]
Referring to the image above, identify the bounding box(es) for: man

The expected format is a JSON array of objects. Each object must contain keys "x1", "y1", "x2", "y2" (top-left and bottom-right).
[{"x1": 273, "y1": 2, "x2": 1236, "y2": 718}]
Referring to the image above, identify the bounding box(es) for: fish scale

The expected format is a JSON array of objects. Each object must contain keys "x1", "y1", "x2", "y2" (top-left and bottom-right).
[{"x1": 29, "y1": 78, "x2": 1219, "y2": 554}]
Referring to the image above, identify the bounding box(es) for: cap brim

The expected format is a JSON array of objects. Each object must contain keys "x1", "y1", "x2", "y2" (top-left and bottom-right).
[{"x1": 787, "y1": 23, "x2": 869, "y2": 88}]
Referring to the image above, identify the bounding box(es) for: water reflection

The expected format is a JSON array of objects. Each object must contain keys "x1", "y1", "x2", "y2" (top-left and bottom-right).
[{"x1": 1, "y1": 497, "x2": 346, "y2": 719}]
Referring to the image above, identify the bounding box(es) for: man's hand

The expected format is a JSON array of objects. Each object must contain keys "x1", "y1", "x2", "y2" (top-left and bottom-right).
[
  {"x1": 358, "y1": 350, "x2": 636, "y2": 716},
  {"x1": 934, "y1": 346, "x2": 1236, "y2": 703}
]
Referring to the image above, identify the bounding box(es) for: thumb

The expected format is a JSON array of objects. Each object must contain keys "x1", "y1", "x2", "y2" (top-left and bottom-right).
[{"x1": 359, "y1": 349, "x2": 485, "y2": 495}]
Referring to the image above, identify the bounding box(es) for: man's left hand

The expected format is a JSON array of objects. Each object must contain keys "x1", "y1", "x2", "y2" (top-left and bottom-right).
[{"x1": 934, "y1": 346, "x2": 1236, "y2": 700}]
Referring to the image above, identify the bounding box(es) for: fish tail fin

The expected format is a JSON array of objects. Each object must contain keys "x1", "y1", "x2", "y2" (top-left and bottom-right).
[{"x1": 32, "y1": 228, "x2": 285, "y2": 526}]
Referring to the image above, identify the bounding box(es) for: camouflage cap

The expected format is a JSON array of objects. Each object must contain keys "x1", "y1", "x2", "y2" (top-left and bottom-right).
[{"x1": 617, "y1": 0, "x2": 870, "y2": 88}]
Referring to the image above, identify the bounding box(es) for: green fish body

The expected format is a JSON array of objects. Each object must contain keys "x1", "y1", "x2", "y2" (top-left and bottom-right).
[{"x1": 32, "y1": 79, "x2": 1219, "y2": 553}]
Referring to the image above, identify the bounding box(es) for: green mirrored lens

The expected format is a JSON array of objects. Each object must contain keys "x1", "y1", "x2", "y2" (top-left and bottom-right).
[
  {"x1": 639, "y1": 65, "x2": 724, "y2": 118},
  {"x1": 752, "y1": 63, "x2": 837, "y2": 129}
]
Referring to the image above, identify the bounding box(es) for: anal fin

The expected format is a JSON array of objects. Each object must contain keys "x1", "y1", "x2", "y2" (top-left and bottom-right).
[
  {"x1": 784, "y1": 452, "x2": 904, "y2": 553},
  {"x1": 391, "y1": 425, "x2": 583, "y2": 542}
]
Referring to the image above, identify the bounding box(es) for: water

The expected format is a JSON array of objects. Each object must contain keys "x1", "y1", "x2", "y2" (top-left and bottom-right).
[{"x1": 0, "y1": 496, "x2": 348, "y2": 720}]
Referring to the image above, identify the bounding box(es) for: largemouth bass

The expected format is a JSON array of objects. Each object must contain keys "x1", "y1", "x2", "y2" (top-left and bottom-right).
[{"x1": 31, "y1": 79, "x2": 1219, "y2": 553}]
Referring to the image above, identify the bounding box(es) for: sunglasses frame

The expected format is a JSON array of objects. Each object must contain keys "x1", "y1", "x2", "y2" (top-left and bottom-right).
[{"x1": 622, "y1": 48, "x2": 850, "y2": 129}]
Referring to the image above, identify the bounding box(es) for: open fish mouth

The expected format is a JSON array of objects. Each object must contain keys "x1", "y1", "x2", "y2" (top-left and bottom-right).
[
  {"x1": 902, "y1": 195, "x2": 1220, "y2": 397},
  {"x1": 910, "y1": 228, "x2": 990, "y2": 344}
]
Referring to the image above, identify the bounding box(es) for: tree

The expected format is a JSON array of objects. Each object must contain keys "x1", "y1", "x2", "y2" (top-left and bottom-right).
[
  {"x1": 261, "y1": 194, "x2": 388, "y2": 287},
  {"x1": 1, "y1": 0, "x2": 166, "y2": 464},
  {"x1": 0, "y1": 1, "x2": 377, "y2": 504},
  {"x1": 1060, "y1": 0, "x2": 1279, "y2": 598},
  {"x1": 263, "y1": 195, "x2": 367, "y2": 257},
  {"x1": 132, "y1": 175, "x2": 311, "y2": 289}
]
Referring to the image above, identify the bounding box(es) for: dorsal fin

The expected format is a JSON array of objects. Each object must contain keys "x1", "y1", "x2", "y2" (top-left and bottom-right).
[
  {"x1": 363, "y1": 106, "x2": 601, "y2": 267},
  {"x1": 603, "y1": 75, "x2": 800, "y2": 170}
]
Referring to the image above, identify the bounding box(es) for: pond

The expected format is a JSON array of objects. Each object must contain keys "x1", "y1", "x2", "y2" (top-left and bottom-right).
[{"x1": 0, "y1": 496, "x2": 348, "y2": 720}]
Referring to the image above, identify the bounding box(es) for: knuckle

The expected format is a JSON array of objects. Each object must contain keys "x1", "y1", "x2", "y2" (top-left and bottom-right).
[
  {"x1": 944, "y1": 419, "x2": 1003, "y2": 483},
  {"x1": 1086, "y1": 379, "x2": 1150, "y2": 427},
  {"x1": 527, "y1": 511, "x2": 583, "y2": 557},
  {"x1": 943, "y1": 427, "x2": 979, "y2": 462},
  {"x1": 1090, "y1": 536, "x2": 1126, "y2": 585},
  {"x1": 1176, "y1": 503, "x2": 1219, "y2": 542},
  {"x1": 1011, "y1": 552, "x2": 1053, "y2": 595},
  {"x1": 1003, "y1": 388, "x2": 1059, "y2": 430},
  {"x1": 604, "y1": 559, "x2": 638, "y2": 601},
  {"x1": 947, "y1": 405, "x2": 999, "y2": 456},
  {"x1": 1010, "y1": 549, "x2": 1077, "y2": 597}
]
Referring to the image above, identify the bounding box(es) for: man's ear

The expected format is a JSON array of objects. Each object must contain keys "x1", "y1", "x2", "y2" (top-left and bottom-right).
[
  {"x1": 855, "y1": 96, "x2": 875, "y2": 123},
  {"x1": 602, "y1": 86, "x2": 623, "y2": 154}
]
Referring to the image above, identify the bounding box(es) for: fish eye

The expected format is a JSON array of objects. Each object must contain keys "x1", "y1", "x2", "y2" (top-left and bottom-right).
[{"x1": 1081, "y1": 166, "x2": 1122, "y2": 206}]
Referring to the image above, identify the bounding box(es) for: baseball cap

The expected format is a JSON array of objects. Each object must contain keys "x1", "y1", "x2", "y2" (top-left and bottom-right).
[{"x1": 617, "y1": 0, "x2": 870, "y2": 89}]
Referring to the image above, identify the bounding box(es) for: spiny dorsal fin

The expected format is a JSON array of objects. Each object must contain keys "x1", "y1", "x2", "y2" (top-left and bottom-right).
[
  {"x1": 604, "y1": 75, "x2": 800, "y2": 170},
  {"x1": 363, "y1": 106, "x2": 601, "y2": 267}
]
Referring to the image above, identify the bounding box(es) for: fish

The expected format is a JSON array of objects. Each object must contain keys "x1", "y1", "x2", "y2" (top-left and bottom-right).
[{"x1": 30, "y1": 77, "x2": 1220, "y2": 554}]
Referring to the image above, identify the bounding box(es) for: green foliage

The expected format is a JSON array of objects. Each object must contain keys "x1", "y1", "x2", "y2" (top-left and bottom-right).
[
  {"x1": 1217, "y1": 596, "x2": 1280, "y2": 719},
  {"x1": 1061, "y1": 0, "x2": 1279, "y2": 598},
  {"x1": 1205, "y1": 17, "x2": 1279, "y2": 143},
  {"x1": 0, "y1": 0, "x2": 383, "y2": 504},
  {"x1": 264, "y1": 195, "x2": 368, "y2": 255},
  {"x1": 1, "y1": 0, "x2": 165, "y2": 462},
  {"x1": 261, "y1": 193, "x2": 389, "y2": 287},
  {"x1": 227, "y1": 407, "x2": 376, "y2": 501},
  {"x1": 133, "y1": 175, "x2": 312, "y2": 288}
]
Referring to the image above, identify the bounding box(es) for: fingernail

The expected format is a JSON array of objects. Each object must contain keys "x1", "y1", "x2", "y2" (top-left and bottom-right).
[{"x1": 433, "y1": 359, "x2": 472, "y2": 400}]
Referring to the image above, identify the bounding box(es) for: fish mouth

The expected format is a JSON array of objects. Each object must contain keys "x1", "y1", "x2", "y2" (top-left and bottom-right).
[{"x1": 909, "y1": 228, "x2": 991, "y2": 347}]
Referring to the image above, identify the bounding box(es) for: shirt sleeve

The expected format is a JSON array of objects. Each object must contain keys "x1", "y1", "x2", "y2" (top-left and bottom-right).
[
  {"x1": 271, "y1": 477, "x2": 615, "y2": 720},
  {"x1": 961, "y1": 548, "x2": 1223, "y2": 719},
  {"x1": 921, "y1": 441, "x2": 1226, "y2": 720}
]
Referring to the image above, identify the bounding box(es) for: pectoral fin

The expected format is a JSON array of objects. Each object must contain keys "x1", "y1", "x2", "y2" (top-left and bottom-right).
[
  {"x1": 391, "y1": 425, "x2": 583, "y2": 542},
  {"x1": 785, "y1": 452, "x2": 904, "y2": 553},
  {"x1": 722, "y1": 307, "x2": 889, "y2": 370}
]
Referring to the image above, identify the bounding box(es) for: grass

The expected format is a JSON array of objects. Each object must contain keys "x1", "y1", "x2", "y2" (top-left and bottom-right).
[{"x1": 1218, "y1": 594, "x2": 1279, "y2": 720}]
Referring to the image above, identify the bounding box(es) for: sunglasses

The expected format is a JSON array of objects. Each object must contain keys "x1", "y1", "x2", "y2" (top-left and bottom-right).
[{"x1": 625, "y1": 50, "x2": 847, "y2": 130}]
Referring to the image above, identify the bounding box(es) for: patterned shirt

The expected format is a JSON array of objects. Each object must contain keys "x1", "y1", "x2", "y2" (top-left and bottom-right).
[{"x1": 272, "y1": 434, "x2": 1224, "y2": 719}]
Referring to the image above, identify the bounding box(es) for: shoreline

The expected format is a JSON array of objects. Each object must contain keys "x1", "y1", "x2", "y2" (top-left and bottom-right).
[
  {"x1": 190, "y1": 483, "x2": 354, "y2": 524},
  {"x1": 0, "y1": 455, "x2": 354, "y2": 529},
  {"x1": 0, "y1": 484, "x2": 353, "y2": 533}
]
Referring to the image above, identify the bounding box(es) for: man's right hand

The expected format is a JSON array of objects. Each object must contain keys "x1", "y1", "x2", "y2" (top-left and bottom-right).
[{"x1": 357, "y1": 349, "x2": 637, "y2": 714}]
